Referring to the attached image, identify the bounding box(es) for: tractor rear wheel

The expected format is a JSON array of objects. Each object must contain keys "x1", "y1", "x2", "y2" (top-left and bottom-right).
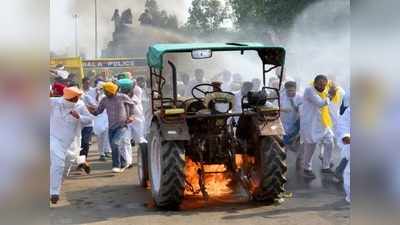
[
  {"x1": 148, "y1": 122, "x2": 185, "y2": 209},
  {"x1": 252, "y1": 136, "x2": 287, "y2": 202}
]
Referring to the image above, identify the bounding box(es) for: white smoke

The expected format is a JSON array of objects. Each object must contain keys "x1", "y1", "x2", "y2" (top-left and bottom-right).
[
  {"x1": 0, "y1": 0, "x2": 47, "y2": 51},
  {"x1": 49, "y1": 0, "x2": 74, "y2": 55},
  {"x1": 50, "y1": 0, "x2": 192, "y2": 58},
  {"x1": 285, "y1": 0, "x2": 350, "y2": 90},
  {"x1": 285, "y1": 0, "x2": 350, "y2": 92}
]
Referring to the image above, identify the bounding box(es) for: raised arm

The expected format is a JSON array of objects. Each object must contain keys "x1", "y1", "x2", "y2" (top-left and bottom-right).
[
  {"x1": 77, "y1": 103, "x2": 95, "y2": 125},
  {"x1": 304, "y1": 88, "x2": 328, "y2": 108},
  {"x1": 91, "y1": 98, "x2": 106, "y2": 116}
]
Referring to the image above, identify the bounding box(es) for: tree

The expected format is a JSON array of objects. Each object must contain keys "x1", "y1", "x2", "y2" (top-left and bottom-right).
[
  {"x1": 145, "y1": 0, "x2": 159, "y2": 16},
  {"x1": 143, "y1": 0, "x2": 161, "y2": 26},
  {"x1": 164, "y1": 14, "x2": 179, "y2": 30},
  {"x1": 140, "y1": 0, "x2": 179, "y2": 30},
  {"x1": 229, "y1": 0, "x2": 318, "y2": 34},
  {"x1": 185, "y1": 0, "x2": 228, "y2": 33}
]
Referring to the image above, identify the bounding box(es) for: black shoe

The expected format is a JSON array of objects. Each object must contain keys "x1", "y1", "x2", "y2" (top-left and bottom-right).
[
  {"x1": 99, "y1": 155, "x2": 107, "y2": 161},
  {"x1": 303, "y1": 169, "x2": 316, "y2": 179},
  {"x1": 105, "y1": 153, "x2": 112, "y2": 158},
  {"x1": 80, "y1": 162, "x2": 91, "y2": 175},
  {"x1": 50, "y1": 195, "x2": 59, "y2": 204},
  {"x1": 321, "y1": 168, "x2": 335, "y2": 174},
  {"x1": 76, "y1": 164, "x2": 82, "y2": 172}
]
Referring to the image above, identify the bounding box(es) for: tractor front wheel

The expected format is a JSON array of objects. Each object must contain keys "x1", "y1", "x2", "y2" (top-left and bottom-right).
[
  {"x1": 252, "y1": 136, "x2": 287, "y2": 202},
  {"x1": 137, "y1": 143, "x2": 149, "y2": 188}
]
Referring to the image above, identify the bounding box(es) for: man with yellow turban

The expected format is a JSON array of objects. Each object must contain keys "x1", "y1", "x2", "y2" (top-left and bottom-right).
[
  {"x1": 300, "y1": 75, "x2": 336, "y2": 179},
  {"x1": 89, "y1": 82, "x2": 135, "y2": 173},
  {"x1": 50, "y1": 87, "x2": 94, "y2": 204}
]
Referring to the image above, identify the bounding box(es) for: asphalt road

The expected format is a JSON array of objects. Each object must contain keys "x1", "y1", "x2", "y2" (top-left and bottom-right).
[{"x1": 50, "y1": 144, "x2": 350, "y2": 225}]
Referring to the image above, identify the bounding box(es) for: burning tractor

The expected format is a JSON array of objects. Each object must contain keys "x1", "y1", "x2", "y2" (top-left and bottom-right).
[{"x1": 138, "y1": 43, "x2": 287, "y2": 209}]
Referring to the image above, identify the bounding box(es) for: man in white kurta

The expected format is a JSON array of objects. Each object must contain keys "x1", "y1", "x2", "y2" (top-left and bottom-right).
[
  {"x1": 300, "y1": 75, "x2": 335, "y2": 179},
  {"x1": 90, "y1": 81, "x2": 112, "y2": 161},
  {"x1": 232, "y1": 82, "x2": 253, "y2": 123},
  {"x1": 131, "y1": 83, "x2": 147, "y2": 143},
  {"x1": 136, "y1": 77, "x2": 152, "y2": 137},
  {"x1": 50, "y1": 87, "x2": 93, "y2": 204},
  {"x1": 280, "y1": 81, "x2": 303, "y2": 166},
  {"x1": 280, "y1": 81, "x2": 302, "y2": 144},
  {"x1": 221, "y1": 70, "x2": 232, "y2": 92},
  {"x1": 336, "y1": 106, "x2": 350, "y2": 202},
  {"x1": 186, "y1": 69, "x2": 205, "y2": 97}
]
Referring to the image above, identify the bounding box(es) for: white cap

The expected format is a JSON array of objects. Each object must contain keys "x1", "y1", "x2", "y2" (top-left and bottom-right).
[
  {"x1": 50, "y1": 69, "x2": 69, "y2": 79},
  {"x1": 96, "y1": 81, "x2": 105, "y2": 89}
]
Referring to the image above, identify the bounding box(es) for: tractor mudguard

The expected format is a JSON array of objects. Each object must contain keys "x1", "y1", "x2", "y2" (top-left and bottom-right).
[
  {"x1": 159, "y1": 121, "x2": 190, "y2": 141},
  {"x1": 152, "y1": 112, "x2": 190, "y2": 141},
  {"x1": 152, "y1": 113, "x2": 191, "y2": 141},
  {"x1": 253, "y1": 117, "x2": 285, "y2": 136}
]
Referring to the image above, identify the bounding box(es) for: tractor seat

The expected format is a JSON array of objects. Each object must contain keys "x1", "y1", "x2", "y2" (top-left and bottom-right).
[{"x1": 203, "y1": 92, "x2": 235, "y2": 112}]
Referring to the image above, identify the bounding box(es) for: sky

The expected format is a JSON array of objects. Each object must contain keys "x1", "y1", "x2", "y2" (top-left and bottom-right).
[
  {"x1": 49, "y1": 0, "x2": 236, "y2": 58},
  {"x1": 50, "y1": 0, "x2": 193, "y2": 57}
]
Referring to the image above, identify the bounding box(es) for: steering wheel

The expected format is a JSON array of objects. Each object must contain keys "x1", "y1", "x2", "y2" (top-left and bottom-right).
[{"x1": 191, "y1": 83, "x2": 215, "y2": 101}]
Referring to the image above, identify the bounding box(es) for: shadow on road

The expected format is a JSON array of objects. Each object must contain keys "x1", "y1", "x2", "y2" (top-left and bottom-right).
[
  {"x1": 221, "y1": 199, "x2": 350, "y2": 220},
  {"x1": 51, "y1": 183, "x2": 277, "y2": 225}
]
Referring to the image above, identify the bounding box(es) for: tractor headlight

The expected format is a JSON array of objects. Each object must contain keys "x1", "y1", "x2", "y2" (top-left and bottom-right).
[{"x1": 214, "y1": 102, "x2": 230, "y2": 113}]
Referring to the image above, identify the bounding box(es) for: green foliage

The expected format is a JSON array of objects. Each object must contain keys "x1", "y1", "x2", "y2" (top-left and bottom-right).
[
  {"x1": 145, "y1": 0, "x2": 159, "y2": 14},
  {"x1": 229, "y1": 0, "x2": 318, "y2": 32},
  {"x1": 185, "y1": 0, "x2": 228, "y2": 33},
  {"x1": 141, "y1": 0, "x2": 179, "y2": 30}
]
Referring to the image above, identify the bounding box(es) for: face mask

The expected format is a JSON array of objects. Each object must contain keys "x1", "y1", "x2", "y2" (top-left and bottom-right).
[{"x1": 62, "y1": 98, "x2": 76, "y2": 108}]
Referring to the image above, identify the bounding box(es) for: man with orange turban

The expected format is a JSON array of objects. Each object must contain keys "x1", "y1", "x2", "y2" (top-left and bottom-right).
[{"x1": 50, "y1": 86, "x2": 94, "y2": 204}]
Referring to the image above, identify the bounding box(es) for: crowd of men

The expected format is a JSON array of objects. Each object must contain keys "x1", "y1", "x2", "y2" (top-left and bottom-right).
[
  {"x1": 49, "y1": 67, "x2": 350, "y2": 205},
  {"x1": 49, "y1": 68, "x2": 150, "y2": 204},
  {"x1": 280, "y1": 75, "x2": 350, "y2": 203}
]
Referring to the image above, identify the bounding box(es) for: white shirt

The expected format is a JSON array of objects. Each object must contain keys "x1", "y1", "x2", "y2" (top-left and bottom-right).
[
  {"x1": 50, "y1": 98, "x2": 93, "y2": 149},
  {"x1": 280, "y1": 92, "x2": 302, "y2": 134},
  {"x1": 300, "y1": 87, "x2": 333, "y2": 144},
  {"x1": 336, "y1": 107, "x2": 350, "y2": 159},
  {"x1": 221, "y1": 80, "x2": 232, "y2": 92},
  {"x1": 329, "y1": 87, "x2": 345, "y2": 136}
]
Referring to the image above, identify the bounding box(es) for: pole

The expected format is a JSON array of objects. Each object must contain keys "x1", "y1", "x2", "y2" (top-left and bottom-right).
[
  {"x1": 73, "y1": 14, "x2": 79, "y2": 57},
  {"x1": 94, "y1": 0, "x2": 98, "y2": 58}
]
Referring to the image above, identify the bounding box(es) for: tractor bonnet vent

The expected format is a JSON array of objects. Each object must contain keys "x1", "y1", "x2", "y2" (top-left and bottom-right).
[{"x1": 225, "y1": 43, "x2": 248, "y2": 46}]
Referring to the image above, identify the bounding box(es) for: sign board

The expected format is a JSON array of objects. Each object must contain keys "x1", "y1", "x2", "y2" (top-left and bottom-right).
[
  {"x1": 50, "y1": 57, "x2": 83, "y2": 69},
  {"x1": 49, "y1": 57, "x2": 84, "y2": 79},
  {"x1": 82, "y1": 58, "x2": 147, "y2": 68}
]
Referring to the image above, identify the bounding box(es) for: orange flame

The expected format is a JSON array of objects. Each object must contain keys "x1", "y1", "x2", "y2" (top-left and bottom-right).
[
  {"x1": 184, "y1": 158, "x2": 232, "y2": 196},
  {"x1": 184, "y1": 154, "x2": 256, "y2": 197}
]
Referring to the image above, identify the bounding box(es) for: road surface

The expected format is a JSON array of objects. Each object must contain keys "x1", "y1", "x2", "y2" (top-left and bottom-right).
[{"x1": 50, "y1": 144, "x2": 350, "y2": 225}]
